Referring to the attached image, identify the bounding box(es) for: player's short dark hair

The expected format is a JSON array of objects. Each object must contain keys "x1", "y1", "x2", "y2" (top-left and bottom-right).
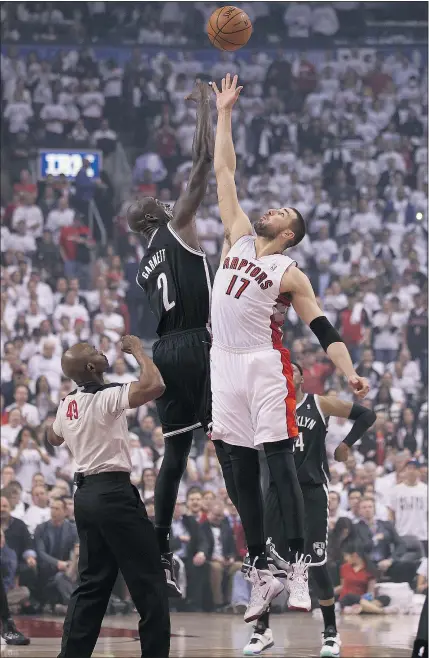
[
  {"x1": 291, "y1": 361, "x2": 303, "y2": 376},
  {"x1": 289, "y1": 208, "x2": 306, "y2": 247}
]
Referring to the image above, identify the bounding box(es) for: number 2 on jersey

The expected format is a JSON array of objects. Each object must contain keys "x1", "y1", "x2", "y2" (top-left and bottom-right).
[
  {"x1": 157, "y1": 273, "x2": 175, "y2": 312},
  {"x1": 66, "y1": 400, "x2": 78, "y2": 420},
  {"x1": 295, "y1": 432, "x2": 304, "y2": 452},
  {"x1": 226, "y1": 275, "x2": 250, "y2": 299}
]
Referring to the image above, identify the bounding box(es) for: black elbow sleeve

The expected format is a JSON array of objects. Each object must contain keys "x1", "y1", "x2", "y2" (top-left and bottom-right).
[
  {"x1": 343, "y1": 405, "x2": 376, "y2": 448},
  {"x1": 309, "y1": 316, "x2": 343, "y2": 352}
]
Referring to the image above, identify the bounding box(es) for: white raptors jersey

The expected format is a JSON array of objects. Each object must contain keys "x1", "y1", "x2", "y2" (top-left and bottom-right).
[{"x1": 211, "y1": 235, "x2": 296, "y2": 350}]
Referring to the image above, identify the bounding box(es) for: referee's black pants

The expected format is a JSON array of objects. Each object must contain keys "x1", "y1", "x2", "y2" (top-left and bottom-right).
[{"x1": 58, "y1": 472, "x2": 170, "y2": 658}]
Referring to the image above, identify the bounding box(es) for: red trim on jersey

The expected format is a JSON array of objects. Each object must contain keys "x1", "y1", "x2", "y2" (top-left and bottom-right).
[{"x1": 270, "y1": 314, "x2": 298, "y2": 439}]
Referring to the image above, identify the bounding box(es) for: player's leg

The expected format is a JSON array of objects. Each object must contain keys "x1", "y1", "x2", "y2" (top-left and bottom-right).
[
  {"x1": 211, "y1": 348, "x2": 284, "y2": 622},
  {"x1": 154, "y1": 430, "x2": 194, "y2": 593},
  {"x1": 251, "y1": 349, "x2": 309, "y2": 611},
  {"x1": 152, "y1": 335, "x2": 201, "y2": 595},
  {"x1": 224, "y1": 443, "x2": 284, "y2": 623},
  {"x1": 302, "y1": 485, "x2": 340, "y2": 657},
  {"x1": 213, "y1": 439, "x2": 239, "y2": 508},
  {"x1": 263, "y1": 439, "x2": 310, "y2": 610}
]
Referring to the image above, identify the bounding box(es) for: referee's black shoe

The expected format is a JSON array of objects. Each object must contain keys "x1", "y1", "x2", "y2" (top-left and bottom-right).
[
  {"x1": 1, "y1": 619, "x2": 30, "y2": 646},
  {"x1": 162, "y1": 552, "x2": 182, "y2": 598}
]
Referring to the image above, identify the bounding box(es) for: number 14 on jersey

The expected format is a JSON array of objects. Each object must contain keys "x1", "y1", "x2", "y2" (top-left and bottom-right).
[{"x1": 295, "y1": 432, "x2": 304, "y2": 452}]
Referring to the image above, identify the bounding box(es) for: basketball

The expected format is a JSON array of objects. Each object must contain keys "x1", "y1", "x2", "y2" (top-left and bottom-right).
[{"x1": 207, "y1": 6, "x2": 252, "y2": 51}]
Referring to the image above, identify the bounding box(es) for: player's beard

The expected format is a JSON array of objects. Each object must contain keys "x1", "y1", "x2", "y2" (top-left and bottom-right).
[{"x1": 254, "y1": 218, "x2": 277, "y2": 239}]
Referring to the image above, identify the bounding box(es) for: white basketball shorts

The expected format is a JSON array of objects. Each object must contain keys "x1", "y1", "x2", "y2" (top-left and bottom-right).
[{"x1": 210, "y1": 343, "x2": 298, "y2": 449}]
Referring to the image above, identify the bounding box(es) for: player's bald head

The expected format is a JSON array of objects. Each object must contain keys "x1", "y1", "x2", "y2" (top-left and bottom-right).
[
  {"x1": 61, "y1": 343, "x2": 109, "y2": 383},
  {"x1": 127, "y1": 197, "x2": 173, "y2": 237}
]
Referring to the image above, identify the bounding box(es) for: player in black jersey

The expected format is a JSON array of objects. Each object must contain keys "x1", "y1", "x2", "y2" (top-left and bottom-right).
[
  {"x1": 127, "y1": 80, "x2": 214, "y2": 595},
  {"x1": 242, "y1": 362, "x2": 376, "y2": 657}
]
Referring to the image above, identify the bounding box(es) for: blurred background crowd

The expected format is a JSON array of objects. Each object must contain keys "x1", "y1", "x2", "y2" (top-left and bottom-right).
[{"x1": 0, "y1": 1, "x2": 427, "y2": 620}]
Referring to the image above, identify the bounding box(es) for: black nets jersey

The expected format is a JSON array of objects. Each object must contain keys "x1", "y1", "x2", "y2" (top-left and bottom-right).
[
  {"x1": 136, "y1": 222, "x2": 214, "y2": 337},
  {"x1": 294, "y1": 393, "x2": 330, "y2": 486}
]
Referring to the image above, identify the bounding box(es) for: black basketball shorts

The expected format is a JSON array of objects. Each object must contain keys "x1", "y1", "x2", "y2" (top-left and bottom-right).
[
  {"x1": 302, "y1": 483, "x2": 329, "y2": 566},
  {"x1": 152, "y1": 328, "x2": 212, "y2": 438}
]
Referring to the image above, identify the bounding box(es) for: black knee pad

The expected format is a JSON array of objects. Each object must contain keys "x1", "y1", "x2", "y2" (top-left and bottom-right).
[{"x1": 311, "y1": 565, "x2": 334, "y2": 601}]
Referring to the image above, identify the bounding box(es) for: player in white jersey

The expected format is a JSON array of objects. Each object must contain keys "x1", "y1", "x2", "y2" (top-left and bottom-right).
[{"x1": 210, "y1": 74, "x2": 370, "y2": 624}]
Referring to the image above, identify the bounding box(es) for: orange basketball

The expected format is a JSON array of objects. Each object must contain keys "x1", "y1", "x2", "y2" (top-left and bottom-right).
[{"x1": 207, "y1": 6, "x2": 252, "y2": 52}]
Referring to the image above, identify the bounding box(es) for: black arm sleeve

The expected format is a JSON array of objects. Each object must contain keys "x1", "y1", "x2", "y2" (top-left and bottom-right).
[
  {"x1": 343, "y1": 404, "x2": 377, "y2": 448},
  {"x1": 309, "y1": 316, "x2": 343, "y2": 352}
]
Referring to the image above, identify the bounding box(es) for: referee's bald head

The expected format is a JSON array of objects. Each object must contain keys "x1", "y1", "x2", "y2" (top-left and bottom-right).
[{"x1": 61, "y1": 343, "x2": 109, "y2": 384}]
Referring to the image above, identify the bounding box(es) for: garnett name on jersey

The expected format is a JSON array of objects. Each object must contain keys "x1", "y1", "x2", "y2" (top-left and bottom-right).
[
  {"x1": 140, "y1": 249, "x2": 167, "y2": 280},
  {"x1": 222, "y1": 256, "x2": 273, "y2": 290}
]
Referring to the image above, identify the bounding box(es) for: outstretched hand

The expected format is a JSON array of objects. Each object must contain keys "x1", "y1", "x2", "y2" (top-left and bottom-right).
[
  {"x1": 211, "y1": 73, "x2": 243, "y2": 111},
  {"x1": 348, "y1": 374, "x2": 370, "y2": 399}
]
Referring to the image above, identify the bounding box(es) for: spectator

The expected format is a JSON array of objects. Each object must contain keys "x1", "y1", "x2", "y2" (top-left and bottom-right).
[
  {"x1": 196, "y1": 441, "x2": 225, "y2": 493},
  {"x1": 23, "y1": 485, "x2": 51, "y2": 536},
  {"x1": 336, "y1": 541, "x2": 398, "y2": 615},
  {"x1": 388, "y1": 460, "x2": 428, "y2": 554},
  {"x1": 345, "y1": 489, "x2": 362, "y2": 523},
  {"x1": 186, "y1": 487, "x2": 204, "y2": 522},
  {"x1": 59, "y1": 216, "x2": 94, "y2": 287},
  {"x1": 0, "y1": 528, "x2": 30, "y2": 612},
  {"x1": 5, "y1": 386, "x2": 40, "y2": 427},
  {"x1": 9, "y1": 426, "x2": 50, "y2": 491},
  {"x1": 170, "y1": 500, "x2": 208, "y2": 611},
  {"x1": 200, "y1": 500, "x2": 242, "y2": 611},
  {"x1": 92, "y1": 118, "x2": 118, "y2": 156},
  {"x1": 45, "y1": 197, "x2": 75, "y2": 243},
  {"x1": 356, "y1": 497, "x2": 418, "y2": 586},
  {"x1": 11, "y1": 192, "x2": 44, "y2": 239},
  {"x1": 48, "y1": 541, "x2": 80, "y2": 615},
  {"x1": 0, "y1": 496, "x2": 38, "y2": 602},
  {"x1": 73, "y1": 159, "x2": 96, "y2": 221},
  {"x1": 1, "y1": 408, "x2": 23, "y2": 450},
  {"x1": 328, "y1": 491, "x2": 347, "y2": 529},
  {"x1": 34, "y1": 498, "x2": 78, "y2": 608}
]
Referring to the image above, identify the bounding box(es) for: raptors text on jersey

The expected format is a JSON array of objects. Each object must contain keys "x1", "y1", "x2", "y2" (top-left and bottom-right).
[{"x1": 211, "y1": 235, "x2": 296, "y2": 350}]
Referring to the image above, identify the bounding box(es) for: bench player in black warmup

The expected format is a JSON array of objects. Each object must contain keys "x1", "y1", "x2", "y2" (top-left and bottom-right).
[
  {"x1": 242, "y1": 362, "x2": 376, "y2": 657},
  {"x1": 127, "y1": 80, "x2": 214, "y2": 594}
]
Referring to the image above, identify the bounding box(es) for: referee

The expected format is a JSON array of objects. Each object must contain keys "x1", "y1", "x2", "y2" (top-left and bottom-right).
[{"x1": 48, "y1": 336, "x2": 170, "y2": 658}]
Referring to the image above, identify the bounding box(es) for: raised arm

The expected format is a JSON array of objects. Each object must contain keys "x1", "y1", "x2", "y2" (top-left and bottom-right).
[
  {"x1": 282, "y1": 266, "x2": 370, "y2": 398},
  {"x1": 121, "y1": 335, "x2": 165, "y2": 408},
  {"x1": 171, "y1": 81, "x2": 213, "y2": 240},
  {"x1": 318, "y1": 395, "x2": 376, "y2": 461},
  {"x1": 212, "y1": 74, "x2": 252, "y2": 248}
]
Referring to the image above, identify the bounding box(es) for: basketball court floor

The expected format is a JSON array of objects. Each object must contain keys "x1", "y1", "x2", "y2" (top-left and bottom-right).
[{"x1": 2, "y1": 612, "x2": 417, "y2": 657}]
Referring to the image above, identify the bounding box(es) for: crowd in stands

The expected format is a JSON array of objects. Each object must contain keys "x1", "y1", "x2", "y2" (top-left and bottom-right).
[
  {"x1": 2, "y1": 2, "x2": 427, "y2": 45},
  {"x1": 1, "y1": 4, "x2": 428, "y2": 618}
]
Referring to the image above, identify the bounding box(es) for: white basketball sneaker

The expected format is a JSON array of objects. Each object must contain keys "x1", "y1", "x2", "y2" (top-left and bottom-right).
[
  {"x1": 287, "y1": 554, "x2": 311, "y2": 611},
  {"x1": 243, "y1": 627, "x2": 274, "y2": 655},
  {"x1": 244, "y1": 563, "x2": 284, "y2": 623},
  {"x1": 320, "y1": 628, "x2": 341, "y2": 657},
  {"x1": 266, "y1": 537, "x2": 290, "y2": 577}
]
